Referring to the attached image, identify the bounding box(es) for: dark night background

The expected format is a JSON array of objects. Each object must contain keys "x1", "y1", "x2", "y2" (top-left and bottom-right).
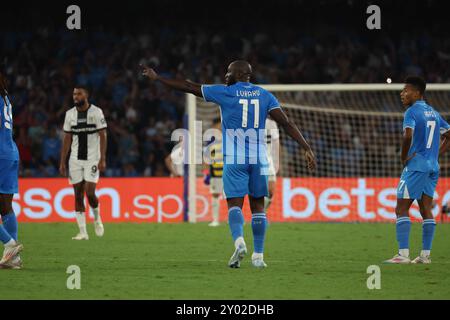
[{"x1": 1, "y1": 0, "x2": 449, "y2": 177}]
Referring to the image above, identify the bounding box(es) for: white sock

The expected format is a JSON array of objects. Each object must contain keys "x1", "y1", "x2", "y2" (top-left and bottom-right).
[
  {"x1": 399, "y1": 249, "x2": 409, "y2": 257},
  {"x1": 264, "y1": 196, "x2": 272, "y2": 211},
  {"x1": 75, "y1": 212, "x2": 87, "y2": 235},
  {"x1": 4, "y1": 239, "x2": 17, "y2": 247},
  {"x1": 211, "y1": 197, "x2": 219, "y2": 223},
  {"x1": 234, "y1": 236, "x2": 245, "y2": 249},
  {"x1": 421, "y1": 250, "x2": 431, "y2": 257},
  {"x1": 252, "y1": 252, "x2": 263, "y2": 260},
  {"x1": 92, "y1": 206, "x2": 102, "y2": 223}
]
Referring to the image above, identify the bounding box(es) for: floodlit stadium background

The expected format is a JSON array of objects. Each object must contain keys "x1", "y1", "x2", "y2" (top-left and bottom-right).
[{"x1": 2, "y1": 0, "x2": 449, "y2": 223}]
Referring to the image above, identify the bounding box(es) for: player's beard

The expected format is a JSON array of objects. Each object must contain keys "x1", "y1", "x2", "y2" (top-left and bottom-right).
[{"x1": 74, "y1": 99, "x2": 86, "y2": 107}]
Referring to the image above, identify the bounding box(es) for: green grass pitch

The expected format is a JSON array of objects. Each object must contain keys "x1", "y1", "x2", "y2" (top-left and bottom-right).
[{"x1": 1, "y1": 222, "x2": 450, "y2": 299}]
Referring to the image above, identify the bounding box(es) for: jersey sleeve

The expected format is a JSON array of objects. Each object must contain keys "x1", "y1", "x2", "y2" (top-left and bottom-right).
[
  {"x1": 267, "y1": 92, "x2": 281, "y2": 112},
  {"x1": 95, "y1": 109, "x2": 107, "y2": 130},
  {"x1": 63, "y1": 112, "x2": 72, "y2": 133},
  {"x1": 402, "y1": 108, "x2": 416, "y2": 131},
  {"x1": 201, "y1": 85, "x2": 227, "y2": 104},
  {"x1": 440, "y1": 114, "x2": 450, "y2": 134}
]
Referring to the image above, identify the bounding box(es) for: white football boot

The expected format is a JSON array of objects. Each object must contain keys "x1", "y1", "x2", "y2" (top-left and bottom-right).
[
  {"x1": 0, "y1": 243, "x2": 23, "y2": 265},
  {"x1": 251, "y1": 253, "x2": 267, "y2": 268},
  {"x1": 383, "y1": 254, "x2": 411, "y2": 264},
  {"x1": 94, "y1": 221, "x2": 104, "y2": 237},
  {"x1": 208, "y1": 221, "x2": 220, "y2": 227},
  {"x1": 228, "y1": 243, "x2": 247, "y2": 268},
  {"x1": 0, "y1": 254, "x2": 22, "y2": 269},
  {"x1": 411, "y1": 254, "x2": 431, "y2": 264},
  {"x1": 72, "y1": 233, "x2": 89, "y2": 240}
]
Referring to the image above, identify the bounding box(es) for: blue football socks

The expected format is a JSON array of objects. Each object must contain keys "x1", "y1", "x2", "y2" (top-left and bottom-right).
[
  {"x1": 0, "y1": 225, "x2": 13, "y2": 244},
  {"x1": 2, "y1": 212, "x2": 18, "y2": 241},
  {"x1": 396, "y1": 216, "x2": 411, "y2": 251},
  {"x1": 251, "y1": 213, "x2": 267, "y2": 254},
  {"x1": 228, "y1": 206, "x2": 244, "y2": 242},
  {"x1": 422, "y1": 219, "x2": 436, "y2": 251}
]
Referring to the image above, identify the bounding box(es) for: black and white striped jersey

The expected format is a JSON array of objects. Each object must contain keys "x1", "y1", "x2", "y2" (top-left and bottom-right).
[{"x1": 63, "y1": 104, "x2": 107, "y2": 161}]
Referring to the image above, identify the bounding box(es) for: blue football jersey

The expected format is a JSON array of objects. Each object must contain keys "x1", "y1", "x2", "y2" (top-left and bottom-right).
[
  {"x1": 403, "y1": 100, "x2": 450, "y2": 172},
  {"x1": 201, "y1": 82, "x2": 280, "y2": 163},
  {"x1": 0, "y1": 95, "x2": 19, "y2": 161}
]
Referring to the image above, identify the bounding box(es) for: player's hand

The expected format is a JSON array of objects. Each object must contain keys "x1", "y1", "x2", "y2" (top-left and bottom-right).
[
  {"x1": 59, "y1": 163, "x2": 67, "y2": 177},
  {"x1": 304, "y1": 148, "x2": 316, "y2": 172},
  {"x1": 140, "y1": 64, "x2": 158, "y2": 81},
  {"x1": 402, "y1": 152, "x2": 416, "y2": 167},
  {"x1": 98, "y1": 158, "x2": 106, "y2": 172}
]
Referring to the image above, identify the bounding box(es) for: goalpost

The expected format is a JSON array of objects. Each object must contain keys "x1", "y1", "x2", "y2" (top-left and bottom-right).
[{"x1": 186, "y1": 84, "x2": 450, "y2": 223}]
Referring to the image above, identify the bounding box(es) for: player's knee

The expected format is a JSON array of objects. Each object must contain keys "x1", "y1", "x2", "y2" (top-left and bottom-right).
[
  {"x1": 250, "y1": 203, "x2": 264, "y2": 213},
  {"x1": 75, "y1": 201, "x2": 85, "y2": 211},
  {"x1": 419, "y1": 209, "x2": 433, "y2": 219},
  {"x1": 395, "y1": 205, "x2": 408, "y2": 217},
  {"x1": 86, "y1": 193, "x2": 97, "y2": 204},
  {"x1": 3, "y1": 205, "x2": 13, "y2": 215},
  {"x1": 74, "y1": 195, "x2": 84, "y2": 207},
  {"x1": 86, "y1": 190, "x2": 96, "y2": 199}
]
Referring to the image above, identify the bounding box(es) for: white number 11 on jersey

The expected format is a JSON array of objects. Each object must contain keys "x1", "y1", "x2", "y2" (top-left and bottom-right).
[{"x1": 239, "y1": 99, "x2": 260, "y2": 128}]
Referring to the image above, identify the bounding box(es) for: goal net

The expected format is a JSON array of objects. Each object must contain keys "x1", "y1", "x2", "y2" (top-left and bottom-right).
[{"x1": 185, "y1": 84, "x2": 450, "y2": 223}]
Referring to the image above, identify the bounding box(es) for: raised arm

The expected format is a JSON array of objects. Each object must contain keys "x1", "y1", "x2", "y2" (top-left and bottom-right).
[
  {"x1": 269, "y1": 107, "x2": 316, "y2": 171},
  {"x1": 140, "y1": 64, "x2": 203, "y2": 97}
]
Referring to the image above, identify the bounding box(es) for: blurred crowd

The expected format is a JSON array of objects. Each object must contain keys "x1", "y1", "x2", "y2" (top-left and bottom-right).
[{"x1": 2, "y1": 21, "x2": 450, "y2": 177}]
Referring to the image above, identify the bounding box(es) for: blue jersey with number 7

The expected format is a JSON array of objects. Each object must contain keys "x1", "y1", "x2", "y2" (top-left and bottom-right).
[
  {"x1": 403, "y1": 100, "x2": 450, "y2": 172},
  {"x1": 0, "y1": 96, "x2": 19, "y2": 161},
  {"x1": 201, "y1": 82, "x2": 280, "y2": 161}
]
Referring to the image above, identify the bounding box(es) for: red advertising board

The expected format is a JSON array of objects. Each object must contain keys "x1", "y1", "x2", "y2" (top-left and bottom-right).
[{"x1": 12, "y1": 178, "x2": 450, "y2": 223}]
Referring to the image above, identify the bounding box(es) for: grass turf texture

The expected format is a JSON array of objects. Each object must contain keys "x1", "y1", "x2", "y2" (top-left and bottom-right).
[{"x1": 1, "y1": 222, "x2": 450, "y2": 299}]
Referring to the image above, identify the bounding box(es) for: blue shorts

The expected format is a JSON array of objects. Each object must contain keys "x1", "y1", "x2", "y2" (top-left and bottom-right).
[
  {"x1": 0, "y1": 159, "x2": 19, "y2": 194},
  {"x1": 222, "y1": 162, "x2": 269, "y2": 199},
  {"x1": 397, "y1": 168, "x2": 438, "y2": 200}
]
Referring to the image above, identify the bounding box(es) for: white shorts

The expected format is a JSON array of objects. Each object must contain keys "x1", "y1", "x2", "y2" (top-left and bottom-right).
[
  {"x1": 210, "y1": 177, "x2": 223, "y2": 195},
  {"x1": 69, "y1": 159, "x2": 100, "y2": 185}
]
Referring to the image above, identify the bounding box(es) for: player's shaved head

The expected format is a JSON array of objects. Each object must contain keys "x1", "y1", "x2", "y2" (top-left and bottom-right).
[
  {"x1": 225, "y1": 60, "x2": 252, "y2": 85},
  {"x1": 229, "y1": 60, "x2": 252, "y2": 74}
]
